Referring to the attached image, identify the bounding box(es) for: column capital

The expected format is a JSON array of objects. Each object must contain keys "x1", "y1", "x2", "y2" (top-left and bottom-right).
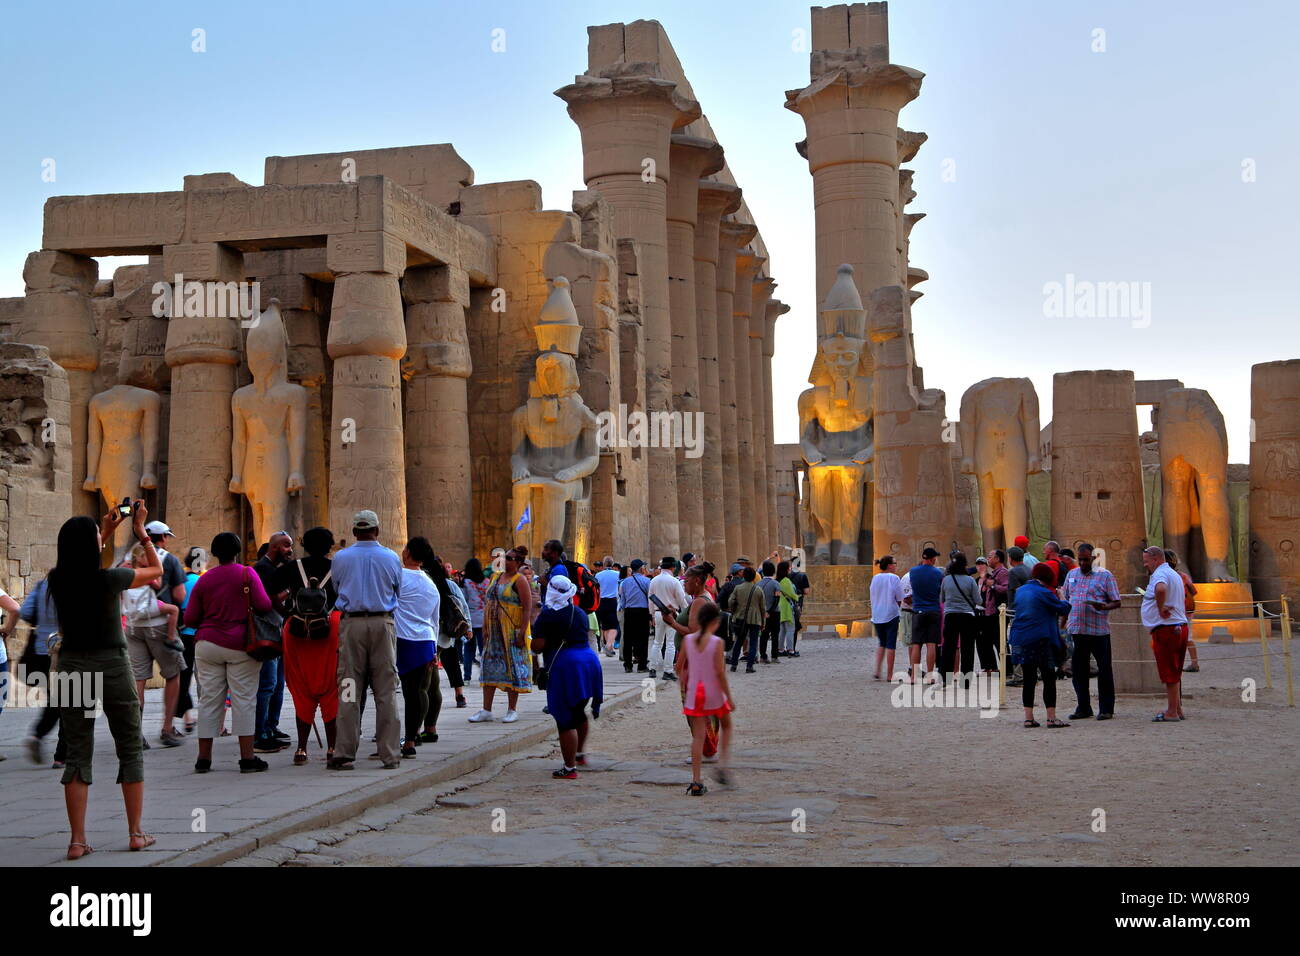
[
  {"x1": 906, "y1": 267, "x2": 929, "y2": 290},
  {"x1": 904, "y1": 211, "x2": 926, "y2": 238},
  {"x1": 899, "y1": 169, "x2": 916, "y2": 206},
  {"x1": 736, "y1": 251, "x2": 765, "y2": 284},
  {"x1": 784, "y1": 59, "x2": 923, "y2": 170},
  {"x1": 897, "y1": 128, "x2": 927, "y2": 164},
  {"x1": 719, "y1": 219, "x2": 758, "y2": 253},
  {"x1": 763, "y1": 299, "x2": 789, "y2": 355},
  {"x1": 667, "y1": 135, "x2": 724, "y2": 225},
  {"x1": 697, "y1": 181, "x2": 743, "y2": 220}
]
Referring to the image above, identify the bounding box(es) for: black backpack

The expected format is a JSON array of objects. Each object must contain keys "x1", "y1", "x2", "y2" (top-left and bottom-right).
[{"x1": 289, "y1": 560, "x2": 333, "y2": 640}]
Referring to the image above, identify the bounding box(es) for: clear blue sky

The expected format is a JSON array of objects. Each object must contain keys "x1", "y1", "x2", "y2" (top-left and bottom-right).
[{"x1": 2, "y1": 0, "x2": 1296, "y2": 460}]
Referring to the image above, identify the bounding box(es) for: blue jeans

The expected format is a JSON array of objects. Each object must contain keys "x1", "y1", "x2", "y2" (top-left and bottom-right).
[
  {"x1": 461, "y1": 627, "x2": 483, "y2": 682},
  {"x1": 729, "y1": 623, "x2": 760, "y2": 668},
  {"x1": 255, "y1": 657, "x2": 284, "y2": 739}
]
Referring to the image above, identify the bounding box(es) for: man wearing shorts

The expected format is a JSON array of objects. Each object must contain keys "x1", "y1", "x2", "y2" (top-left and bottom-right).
[
  {"x1": 123, "y1": 579, "x2": 185, "y2": 747},
  {"x1": 870, "y1": 556, "x2": 903, "y2": 680},
  {"x1": 1141, "y1": 546, "x2": 1188, "y2": 721},
  {"x1": 905, "y1": 548, "x2": 944, "y2": 683}
]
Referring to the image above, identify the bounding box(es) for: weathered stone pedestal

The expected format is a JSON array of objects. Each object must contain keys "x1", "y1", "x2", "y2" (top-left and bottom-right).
[
  {"x1": 1189, "y1": 582, "x2": 1258, "y2": 643},
  {"x1": 1110, "y1": 596, "x2": 1164, "y2": 695},
  {"x1": 800, "y1": 564, "x2": 872, "y2": 637}
]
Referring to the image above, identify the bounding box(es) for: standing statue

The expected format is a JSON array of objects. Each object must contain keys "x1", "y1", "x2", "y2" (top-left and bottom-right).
[
  {"x1": 1159, "y1": 387, "x2": 1233, "y2": 582},
  {"x1": 959, "y1": 377, "x2": 1042, "y2": 553},
  {"x1": 84, "y1": 349, "x2": 161, "y2": 547},
  {"x1": 798, "y1": 264, "x2": 873, "y2": 565},
  {"x1": 510, "y1": 277, "x2": 600, "y2": 559},
  {"x1": 230, "y1": 300, "x2": 307, "y2": 549}
]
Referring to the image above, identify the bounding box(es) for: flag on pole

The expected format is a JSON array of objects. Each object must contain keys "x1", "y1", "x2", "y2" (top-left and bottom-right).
[{"x1": 515, "y1": 504, "x2": 531, "y2": 533}]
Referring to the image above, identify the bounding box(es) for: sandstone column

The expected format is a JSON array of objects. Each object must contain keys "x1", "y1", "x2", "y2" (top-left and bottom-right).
[
  {"x1": 732, "y1": 245, "x2": 762, "y2": 559},
  {"x1": 785, "y1": 5, "x2": 923, "y2": 304},
  {"x1": 716, "y1": 217, "x2": 752, "y2": 561},
  {"x1": 1249, "y1": 360, "x2": 1300, "y2": 609},
  {"x1": 162, "y1": 242, "x2": 242, "y2": 558},
  {"x1": 667, "y1": 134, "x2": 724, "y2": 554},
  {"x1": 1050, "y1": 370, "x2": 1146, "y2": 591},
  {"x1": 695, "y1": 181, "x2": 741, "y2": 563},
  {"x1": 326, "y1": 232, "x2": 407, "y2": 541},
  {"x1": 557, "y1": 68, "x2": 700, "y2": 558},
  {"x1": 764, "y1": 298, "x2": 790, "y2": 550},
  {"x1": 18, "y1": 251, "x2": 99, "y2": 518},
  {"x1": 402, "y1": 264, "x2": 473, "y2": 564},
  {"x1": 749, "y1": 275, "x2": 774, "y2": 556}
]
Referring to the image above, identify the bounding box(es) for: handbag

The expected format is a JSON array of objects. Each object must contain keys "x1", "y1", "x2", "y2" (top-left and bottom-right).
[{"x1": 243, "y1": 567, "x2": 284, "y2": 662}]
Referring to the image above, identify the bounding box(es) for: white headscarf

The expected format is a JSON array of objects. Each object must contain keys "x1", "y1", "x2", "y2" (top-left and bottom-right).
[{"x1": 545, "y1": 574, "x2": 577, "y2": 611}]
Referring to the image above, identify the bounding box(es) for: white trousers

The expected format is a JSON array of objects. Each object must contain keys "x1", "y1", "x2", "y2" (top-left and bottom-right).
[{"x1": 651, "y1": 615, "x2": 678, "y2": 674}]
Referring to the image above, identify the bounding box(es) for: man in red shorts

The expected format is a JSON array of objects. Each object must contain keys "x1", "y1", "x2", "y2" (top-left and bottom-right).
[{"x1": 1141, "y1": 546, "x2": 1188, "y2": 722}]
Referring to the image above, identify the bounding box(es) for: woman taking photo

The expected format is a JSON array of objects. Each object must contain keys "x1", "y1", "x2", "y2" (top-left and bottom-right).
[
  {"x1": 533, "y1": 574, "x2": 604, "y2": 778},
  {"x1": 460, "y1": 558, "x2": 489, "y2": 682},
  {"x1": 185, "y1": 532, "x2": 273, "y2": 774},
  {"x1": 469, "y1": 546, "x2": 534, "y2": 723},
  {"x1": 1009, "y1": 562, "x2": 1073, "y2": 728},
  {"x1": 50, "y1": 502, "x2": 162, "y2": 858}
]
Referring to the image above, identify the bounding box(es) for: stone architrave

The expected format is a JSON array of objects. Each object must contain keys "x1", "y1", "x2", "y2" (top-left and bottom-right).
[
  {"x1": 764, "y1": 299, "x2": 789, "y2": 551},
  {"x1": 718, "y1": 218, "x2": 754, "y2": 560},
  {"x1": 732, "y1": 243, "x2": 762, "y2": 560},
  {"x1": 1249, "y1": 360, "x2": 1300, "y2": 609},
  {"x1": 84, "y1": 349, "x2": 160, "y2": 548},
  {"x1": 958, "y1": 377, "x2": 1042, "y2": 553},
  {"x1": 18, "y1": 250, "x2": 100, "y2": 517},
  {"x1": 799, "y1": 265, "x2": 873, "y2": 565},
  {"x1": 230, "y1": 300, "x2": 307, "y2": 552},
  {"x1": 1050, "y1": 370, "x2": 1146, "y2": 591},
  {"x1": 402, "y1": 264, "x2": 474, "y2": 564},
  {"x1": 511, "y1": 277, "x2": 601, "y2": 559},
  {"x1": 749, "y1": 276, "x2": 774, "y2": 556},
  {"x1": 556, "y1": 66, "x2": 700, "y2": 558},
  {"x1": 326, "y1": 255, "x2": 408, "y2": 541},
  {"x1": 667, "y1": 134, "x2": 723, "y2": 554},
  {"x1": 1158, "y1": 388, "x2": 1233, "y2": 582},
  {"x1": 162, "y1": 242, "x2": 243, "y2": 559},
  {"x1": 695, "y1": 180, "x2": 741, "y2": 563}
]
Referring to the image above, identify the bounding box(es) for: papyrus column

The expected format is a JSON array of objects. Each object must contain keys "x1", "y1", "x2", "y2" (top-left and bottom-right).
[
  {"x1": 326, "y1": 231, "x2": 408, "y2": 541},
  {"x1": 162, "y1": 242, "x2": 242, "y2": 558},
  {"x1": 557, "y1": 70, "x2": 700, "y2": 558},
  {"x1": 765, "y1": 298, "x2": 790, "y2": 550},
  {"x1": 402, "y1": 264, "x2": 473, "y2": 564},
  {"x1": 733, "y1": 246, "x2": 762, "y2": 559},
  {"x1": 749, "y1": 276, "x2": 774, "y2": 555},
  {"x1": 696, "y1": 182, "x2": 741, "y2": 563},
  {"x1": 717, "y1": 218, "x2": 752, "y2": 561},
  {"x1": 19, "y1": 251, "x2": 100, "y2": 518}
]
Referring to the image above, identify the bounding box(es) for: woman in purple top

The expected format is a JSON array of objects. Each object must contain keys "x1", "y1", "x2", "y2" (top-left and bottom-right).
[{"x1": 184, "y1": 532, "x2": 273, "y2": 774}]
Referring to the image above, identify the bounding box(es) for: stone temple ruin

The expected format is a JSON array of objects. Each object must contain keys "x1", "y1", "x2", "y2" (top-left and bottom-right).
[
  {"x1": 0, "y1": 19, "x2": 789, "y2": 594},
  {"x1": 1, "y1": 4, "x2": 1296, "y2": 673}
]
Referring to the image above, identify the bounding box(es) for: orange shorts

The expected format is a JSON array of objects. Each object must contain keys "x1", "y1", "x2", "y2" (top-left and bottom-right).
[{"x1": 1150, "y1": 624, "x2": 1188, "y2": 684}]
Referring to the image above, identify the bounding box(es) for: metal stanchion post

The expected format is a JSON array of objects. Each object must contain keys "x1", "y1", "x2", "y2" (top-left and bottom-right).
[
  {"x1": 1281, "y1": 595, "x2": 1294, "y2": 708},
  {"x1": 998, "y1": 604, "x2": 1008, "y2": 709},
  {"x1": 1257, "y1": 602, "x2": 1272, "y2": 690}
]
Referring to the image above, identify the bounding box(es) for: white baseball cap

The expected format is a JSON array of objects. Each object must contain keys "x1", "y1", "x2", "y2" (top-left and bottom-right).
[{"x1": 144, "y1": 521, "x2": 174, "y2": 537}]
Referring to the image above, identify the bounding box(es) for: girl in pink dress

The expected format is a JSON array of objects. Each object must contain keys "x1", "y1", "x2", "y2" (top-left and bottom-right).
[{"x1": 678, "y1": 602, "x2": 735, "y2": 795}]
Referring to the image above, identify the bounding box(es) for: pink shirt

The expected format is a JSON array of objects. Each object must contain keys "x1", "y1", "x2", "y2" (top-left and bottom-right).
[
  {"x1": 682, "y1": 632, "x2": 728, "y2": 714},
  {"x1": 183, "y1": 563, "x2": 272, "y2": 650}
]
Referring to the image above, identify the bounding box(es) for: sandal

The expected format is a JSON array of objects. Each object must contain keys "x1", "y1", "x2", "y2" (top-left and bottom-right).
[
  {"x1": 1152, "y1": 713, "x2": 1174, "y2": 722},
  {"x1": 687, "y1": 781, "x2": 707, "y2": 796},
  {"x1": 1023, "y1": 719, "x2": 1041, "y2": 728},
  {"x1": 129, "y1": 833, "x2": 156, "y2": 851},
  {"x1": 1046, "y1": 718, "x2": 1070, "y2": 728},
  {"x1": 293, "y1": 749, "x2": 308, "y2": 766},
  {"x1": 66, "y1": 842, "x2": 94, "y2": 860}
]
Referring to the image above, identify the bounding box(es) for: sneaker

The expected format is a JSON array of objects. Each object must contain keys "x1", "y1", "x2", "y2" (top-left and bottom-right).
[
  {"x1": 1067, "y1": 711, "x2": 1094, "y2": 721},
  {"x1": 468, "y1": 710, "x2": 494, "y2": 723},
  {"x1": 253, "y1": 737, "x2": 283, "y2": 753},
  {"x1": 272, "y1": 729, "x2": 292, "y2": 741},
  {"x1": 1095, "y1": 712, "x2": 1114, "y2": 721},
  {"x1": 745, "y1": 665, "x2": 756, "y2": 674},
  {"x1": 502, "y1": 710, "x2": 519, "y2": 723},
  {"x1": 159, "y1": 729, "x2": 185, "y2": 747},
  {"x1": 663, "y1": 672, "x2": 678, "y2": 682},
  {"x1": 553, "y1": 766, "x2": 577, "y2": 779},
  {"x1": 238, "y1": 757, "x2": 269, "y2": 773}
]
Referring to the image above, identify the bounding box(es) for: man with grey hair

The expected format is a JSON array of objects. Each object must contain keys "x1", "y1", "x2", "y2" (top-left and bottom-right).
[
  {"x1": 594, "y1": 555, "x2": 621, "y2": 657},
  {"x1": 1142, "y1": 545, "x2": 1188, "y2": 721},
  {"x1": 328, "y1": 509, "x2": 403, "y2": 770}
]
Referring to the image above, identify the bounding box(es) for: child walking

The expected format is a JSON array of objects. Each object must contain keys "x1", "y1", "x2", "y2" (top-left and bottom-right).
[{"x1": 678, "y1": 602, "x2": 735, "y2": 796}]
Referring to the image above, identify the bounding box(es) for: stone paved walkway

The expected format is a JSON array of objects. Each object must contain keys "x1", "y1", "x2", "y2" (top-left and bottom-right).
[{"x1": 0, "y1": 651, "x2": 645, "y2": 866}]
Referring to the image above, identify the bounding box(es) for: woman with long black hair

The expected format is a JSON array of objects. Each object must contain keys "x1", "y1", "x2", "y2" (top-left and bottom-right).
[{"x1": 49, "y1": 502, "x2": 162, "y2": 859}]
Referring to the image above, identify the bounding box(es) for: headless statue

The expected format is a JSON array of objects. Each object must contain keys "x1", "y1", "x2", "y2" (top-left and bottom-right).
[
  {"x1": 510, "y1": 349, "x2": 600, "y2": 559},
  {"x1": 959, "y1": 377, "x2": 1041, "y2": 553},
  {"x1": 230, "y1": 300, "x2": 307, "y2": 549},
  {"x1": 84, "y1": 349, "x2": 161, "y2": 548},
  {"x1": 1158, "y1": 388, "x2": 1233, "y2": 582}
]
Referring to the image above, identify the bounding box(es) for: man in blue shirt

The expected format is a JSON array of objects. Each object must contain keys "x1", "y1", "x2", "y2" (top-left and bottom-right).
[
  {"x1": 20, "y1": 576, "x2": 66, "y2": 766},
  {"x1": 617, "y1": 559, "x2": 651, "y2": 674},
  {"x1": 329, "y1": 509, "x2": 403, "y2": 771},
  {"x1": 594, "y1": 557, "x2": 621, "y2": 657},
  {"x1": 905, "y1": 547, "x2": 943, "y2": 683}
]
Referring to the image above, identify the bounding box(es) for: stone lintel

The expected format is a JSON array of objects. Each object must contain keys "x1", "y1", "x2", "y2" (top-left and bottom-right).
[
  {"x1": 326, "y1": 230, "x2": 407, "y2": 277},
  {"x1": 161, "y1": 242, "x2": 243, "y2": 283}
]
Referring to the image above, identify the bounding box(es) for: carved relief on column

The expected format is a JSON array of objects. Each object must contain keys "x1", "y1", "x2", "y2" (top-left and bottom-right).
[
  {"x1": 401, "y1": 264, "x2": 473, "y2": 563},
  {"x1": 764, "y1": 298, "x2": 790, "y2": 551},
  {"x1": 749, "y1": 275, "x2": 774, "y2": 556},
  {"x1": 1249, "y1": 360, "x2": 1300, "y2": 608},
  {"x1": 731, "y1": 239, "x2": 761, "y2": 560},
  {"x1": 716, "y1": 216, "x2": 751, "y2": 562}
]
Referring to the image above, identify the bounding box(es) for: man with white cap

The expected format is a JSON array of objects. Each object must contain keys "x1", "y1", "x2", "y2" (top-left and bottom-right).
[{"x1": 328, "y1": 509, "x2": 403, "y2": 770}]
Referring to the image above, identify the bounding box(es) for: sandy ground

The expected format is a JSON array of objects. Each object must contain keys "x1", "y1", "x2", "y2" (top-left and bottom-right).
[{"x1": 247, "y1": 636, "x2": 1298, "y2": 867}]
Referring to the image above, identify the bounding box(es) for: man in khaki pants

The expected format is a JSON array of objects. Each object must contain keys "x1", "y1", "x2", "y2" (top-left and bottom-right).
[{"x1": 328, "y1": 510, "x2": 403, "y2": 770}]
